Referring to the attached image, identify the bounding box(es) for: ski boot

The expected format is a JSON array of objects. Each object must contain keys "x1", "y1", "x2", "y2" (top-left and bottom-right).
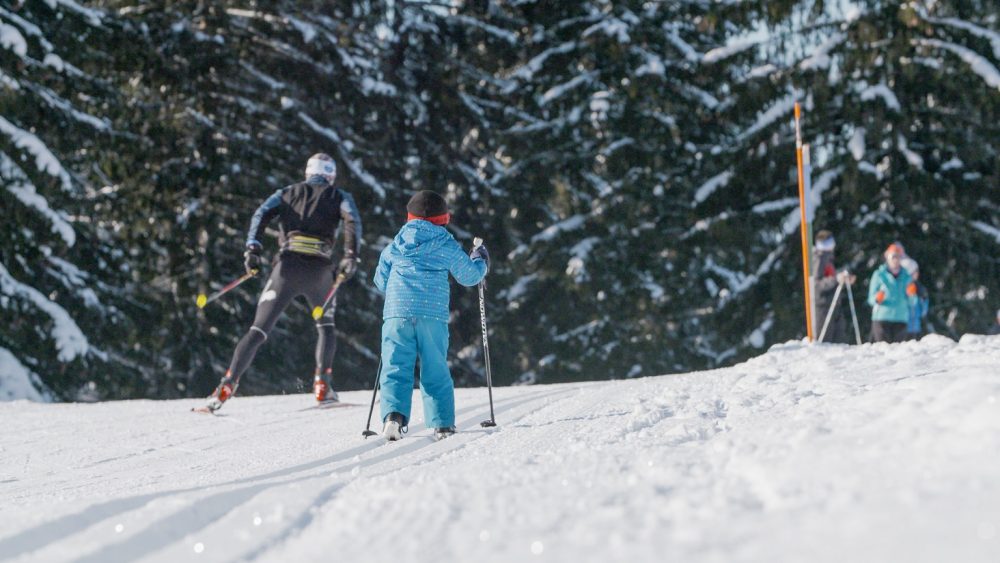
[
  {"x1": 382, "y1": 412, "x2": 406, "y2": 441},
  {"x1": 434, "y1": 427, "x2": 456, "y2": 441},
  {"x1": 196, "y1": 377, "x2": 236, "y2": 413},
  {"x1": 313, "y1": 376, "x2": 339, "y2": 404}
]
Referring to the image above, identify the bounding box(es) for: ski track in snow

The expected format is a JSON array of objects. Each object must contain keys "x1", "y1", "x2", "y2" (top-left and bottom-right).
[{"x1": 1, "y1": 336, "x2": 999, "y2": 562}]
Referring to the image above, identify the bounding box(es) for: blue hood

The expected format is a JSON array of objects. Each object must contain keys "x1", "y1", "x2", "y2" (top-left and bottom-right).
[
  {"x1": 373, "y1": 220, "x2": 487, "y2": 322},
  {"x1": 394, "y1": 220, "x2": 451, "y2": 258}
]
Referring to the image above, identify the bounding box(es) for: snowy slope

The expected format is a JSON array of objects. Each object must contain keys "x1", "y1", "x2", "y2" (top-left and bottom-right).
[{"x1": 1, "y1": 336, "x2": 999, "y2": 562}]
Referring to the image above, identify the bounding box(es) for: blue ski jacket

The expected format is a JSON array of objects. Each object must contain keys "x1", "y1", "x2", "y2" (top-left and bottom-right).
[
  {"x1": 867, "y1": 264, "x2": 912, "y2": 323},
  {"x1": 907, "y1": 282, "x2": 929, "y2": 334},
  {"x1": 373, "y1": 220, "x2": 487, "y2": 322}
]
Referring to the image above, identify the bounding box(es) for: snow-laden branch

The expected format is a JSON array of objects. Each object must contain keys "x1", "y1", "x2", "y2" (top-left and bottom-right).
[
  {"x1": 0, "y1": 346, "x2": 50, "y2": 401},
  {"x1": 693, "y1": 171, "x2": 733, "y2": 206},
  {"x1": 971, "y1": 221, "x2": 1000, "y2": 244},
  {"x1": 927, "y1": 17, "x2": 1000, "y2": 60},
  {"x1": 859, "y1": 82, "x2": 901, "y2": 112},
  {"x1": 0, "y1": 117, "x2": 74, "y2": 192},
  {"x1": 781, "y1": 167, "x2": 843, "y2": 235},
  {"x1": 1, "y1": 152, "x2": 75, "y2": 246},
  {"x1": 703, "y1": 39, "x2": 757, "y2": 64},
  {"x1": 0, "y1": 261, "x2": 89, "y2": 362},
  {"x1": 298, "y1": 112, "x2": 387, "y2": 199},
  {"x1": 915, "y1": 38, "x2": 1000, "y2": 89},
  {"x1": 509, "y1": 41, "x2": 577, "y2": 84},
  {"x1": 538, "y1": 71, "x2": 598, "y2": 107},
  {"x1": 799, "y1": 32, "x2": 846, "y2": 71},
  {"x1": 445, "y1": 14, "x2": 518, "y2": 45},
  {"x1": 34, "y1": 85, "x2": 111, "y2": 131},
  {"x1": 45, "y1": 0, "x2": 104, "y2": 27},
  {"x1": 1, "y1": 22, "x2": 27, "y2": 57},
  {"x1": 736, "y1": 91, "x2": 799, "y2": 143},
  {"x1": 0, "y1": 7, "x2": 54, "y2": 52}
]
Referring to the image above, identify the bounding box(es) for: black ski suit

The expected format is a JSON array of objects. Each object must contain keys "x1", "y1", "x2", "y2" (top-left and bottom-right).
[
  {"x1": 813, "y1": 250, "x2": 849, "y2": 343},
  {"x1": 224, "y1": 175, "x2": 362, "y2": 390}
]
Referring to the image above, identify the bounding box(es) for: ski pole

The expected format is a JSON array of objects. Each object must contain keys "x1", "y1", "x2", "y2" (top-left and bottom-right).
[
  {"x1": 362, "y1": 357, "x2": 382, "y2": 438},
  {"x1": 817, "y1": 280, "x2": 845, "y2": 343},
  {"x1": 312, "y1": 273, "x2": 348, "y2": 320},
  {"x1": 845, "y1": 279, "x2": 863, "y2": 345},
  {"x1": 473, "y1": 237, "x2": 497, "y2": 428},
  {"x1": 195, "y1": 269, "x2": 258, "y2": 309}
]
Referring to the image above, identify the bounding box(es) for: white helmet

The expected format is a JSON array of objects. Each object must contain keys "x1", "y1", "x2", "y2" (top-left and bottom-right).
[{"x1": 305, "y1": 153, "x2": 337, "y2": 183}]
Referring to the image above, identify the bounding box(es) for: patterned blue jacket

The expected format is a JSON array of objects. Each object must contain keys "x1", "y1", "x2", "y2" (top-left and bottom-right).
[{"x1": 373, "y1": 220, "x2": 487, "y2": 322}]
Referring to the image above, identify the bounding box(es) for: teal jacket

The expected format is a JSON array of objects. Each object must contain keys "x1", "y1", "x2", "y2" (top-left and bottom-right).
[
  {"x1": 867, "y1": 264, "x2": 912, "y2": 323},
  {"x1": 373, "y1": 220, "x2": 487, "y2": 322}
]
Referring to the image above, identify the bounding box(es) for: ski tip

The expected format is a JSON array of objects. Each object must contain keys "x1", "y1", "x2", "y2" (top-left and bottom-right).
[
  {"x1": 191, "y1": 406, "x2": 214, "y2": 414},
  {"x1": 311, "y1": 306, "x2": 323, "y2": 320},
  {"x1": 195, "y1": 294, "x2": 207, "y2": 309}
]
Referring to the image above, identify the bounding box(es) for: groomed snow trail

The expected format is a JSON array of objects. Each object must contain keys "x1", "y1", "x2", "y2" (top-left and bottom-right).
[{"x1": 1, "y1": 335, "x2": 998, "y2": 562}]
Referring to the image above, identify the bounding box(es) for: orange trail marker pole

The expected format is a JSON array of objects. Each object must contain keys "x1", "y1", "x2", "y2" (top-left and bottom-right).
[{"x1": 794, "y1": 102, "x2": 814, "y2": 341}]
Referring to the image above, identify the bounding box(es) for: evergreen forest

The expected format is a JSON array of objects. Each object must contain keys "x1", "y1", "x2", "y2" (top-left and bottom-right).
[{"x1": 1, "y1": 0, "x2": 997, "y2": 401}]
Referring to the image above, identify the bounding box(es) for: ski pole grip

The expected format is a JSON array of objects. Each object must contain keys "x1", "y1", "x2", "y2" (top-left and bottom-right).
[{"x1": 473, "y1": 237, "x2": 483, "y2": 248}]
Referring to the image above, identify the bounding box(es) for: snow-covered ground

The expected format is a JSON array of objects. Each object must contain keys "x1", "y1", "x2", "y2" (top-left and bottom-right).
[{"x1": 1, "y1": 335, "x2": 999, "y2": 562}]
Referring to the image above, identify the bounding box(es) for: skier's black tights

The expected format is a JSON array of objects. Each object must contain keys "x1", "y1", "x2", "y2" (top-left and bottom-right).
[{"x1": 224, "y1": 254, "x2": 339, "y2": 388}]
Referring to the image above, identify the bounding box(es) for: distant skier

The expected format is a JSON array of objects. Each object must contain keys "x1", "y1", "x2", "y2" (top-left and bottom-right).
[
  {"x1": 988, "y1": 309, "x2": 1000, "y2": 336},
  {"x1": 201, "y1": 153, "x2": 362, "y2": 412},
  {"x1": 813, "y1": 230, "x2": 855, "y2": 343},
  {"x1": 866, "y1": 243, "x2": 912, "y2": 343},
  {"x1": 373, "y1": 190, "x2": 488, "y2": 441},
  {"x1": 900, "y1": 257, "x2": 929, "y2": 340}
]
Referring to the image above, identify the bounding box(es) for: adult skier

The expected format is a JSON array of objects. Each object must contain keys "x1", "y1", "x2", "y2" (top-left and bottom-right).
[
  {"x1": 867, "y1": 243, "x2": 912, "y2": 343},
  {"x1": 373, "y1": 190, "x2": 488, "y2": 441},
  {"x1": 813, "y1": 230, "x2": 855, "y2": 343},
  {"x1": 200, "y1": 153, "x2": 362, "y2": 412}
]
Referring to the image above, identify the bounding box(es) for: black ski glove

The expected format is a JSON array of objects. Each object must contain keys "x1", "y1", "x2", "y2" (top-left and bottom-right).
[
  {"x1": 470, "y1": 244, "x2": 490, "y2": 272},
  {"x1": 338, "y1": 254, "x2": 360, "y2": 280},
  {"x1": 244, "y1": 243, "x2": 263, "y2": 275}
]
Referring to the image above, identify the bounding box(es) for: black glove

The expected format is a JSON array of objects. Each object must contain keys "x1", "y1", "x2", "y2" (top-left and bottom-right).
[
  {"x1": 244, "y1": 243, "x2": 263, "y2": 275},
  {"x1": 470, "y1": 244, "x2": 490, "y2": 271},
  {"x1": 338, "y1": 254, "x2": 359, "y2": 280}
]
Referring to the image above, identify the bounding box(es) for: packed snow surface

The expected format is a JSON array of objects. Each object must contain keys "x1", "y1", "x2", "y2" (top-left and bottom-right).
[{"x1": 1, "y1": 336, "x2": 999, "y2": 562}]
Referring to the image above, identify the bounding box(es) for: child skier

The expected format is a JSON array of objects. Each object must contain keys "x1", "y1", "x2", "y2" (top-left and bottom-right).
[
  {"x1": 373, "y1": 190, "x2": 489, "y2": 441},
  {"x1": 901, "y1": 257, "x2": 929, "y2": 340}
]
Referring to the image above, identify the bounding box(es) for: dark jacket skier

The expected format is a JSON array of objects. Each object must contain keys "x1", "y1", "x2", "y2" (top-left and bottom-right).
[
  {"x1": 988, "y1": 309, "x2": 1000, "y2": 336},
  {"x1": 202, "y1": 153, "x2": 362, "y2": 412},
  {"x1": 812, "y1": 230, "x2": 854, "y2": 343}
]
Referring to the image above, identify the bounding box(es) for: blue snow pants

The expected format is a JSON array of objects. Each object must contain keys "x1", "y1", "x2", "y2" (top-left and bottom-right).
[{"x1": 379, "y1": 317, "x2": 454, "y2": 429}]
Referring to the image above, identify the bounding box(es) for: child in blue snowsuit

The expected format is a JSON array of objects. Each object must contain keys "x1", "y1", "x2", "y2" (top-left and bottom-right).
[{"x1": 373, "y1": 190, "x2": 488, "y2": 440}]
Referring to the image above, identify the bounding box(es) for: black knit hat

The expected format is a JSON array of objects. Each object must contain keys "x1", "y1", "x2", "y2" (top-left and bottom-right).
[{"x1": 406, "y1": 190, "x2": 449, "y2": 221}]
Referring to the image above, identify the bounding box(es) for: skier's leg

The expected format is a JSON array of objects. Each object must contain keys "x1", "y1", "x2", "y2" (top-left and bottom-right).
[
  {"x1": 414, "y1": 319, "x2": 455, "y2": 429},
  {"x1": 219, "y1": 263, "x2": 296, "y2": 391},
  {"x1": 379, "y1": 318, "x2": 418, "y2": 425},
  {"x1": 305, "y1": 265, "x2": 338, "y2": 400},
  {"x1": 830, "y1": 314, "x2": 848, "y2": 344},
  {"x1": 313, "y1": 305, "x2": 337, "y2": 401},
  {"x1": 870, "y1": 320, "x2": 886, "y2": 343},
  {"x1": 890, "y1": 322, "x2": 909, "y2": 343}
]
